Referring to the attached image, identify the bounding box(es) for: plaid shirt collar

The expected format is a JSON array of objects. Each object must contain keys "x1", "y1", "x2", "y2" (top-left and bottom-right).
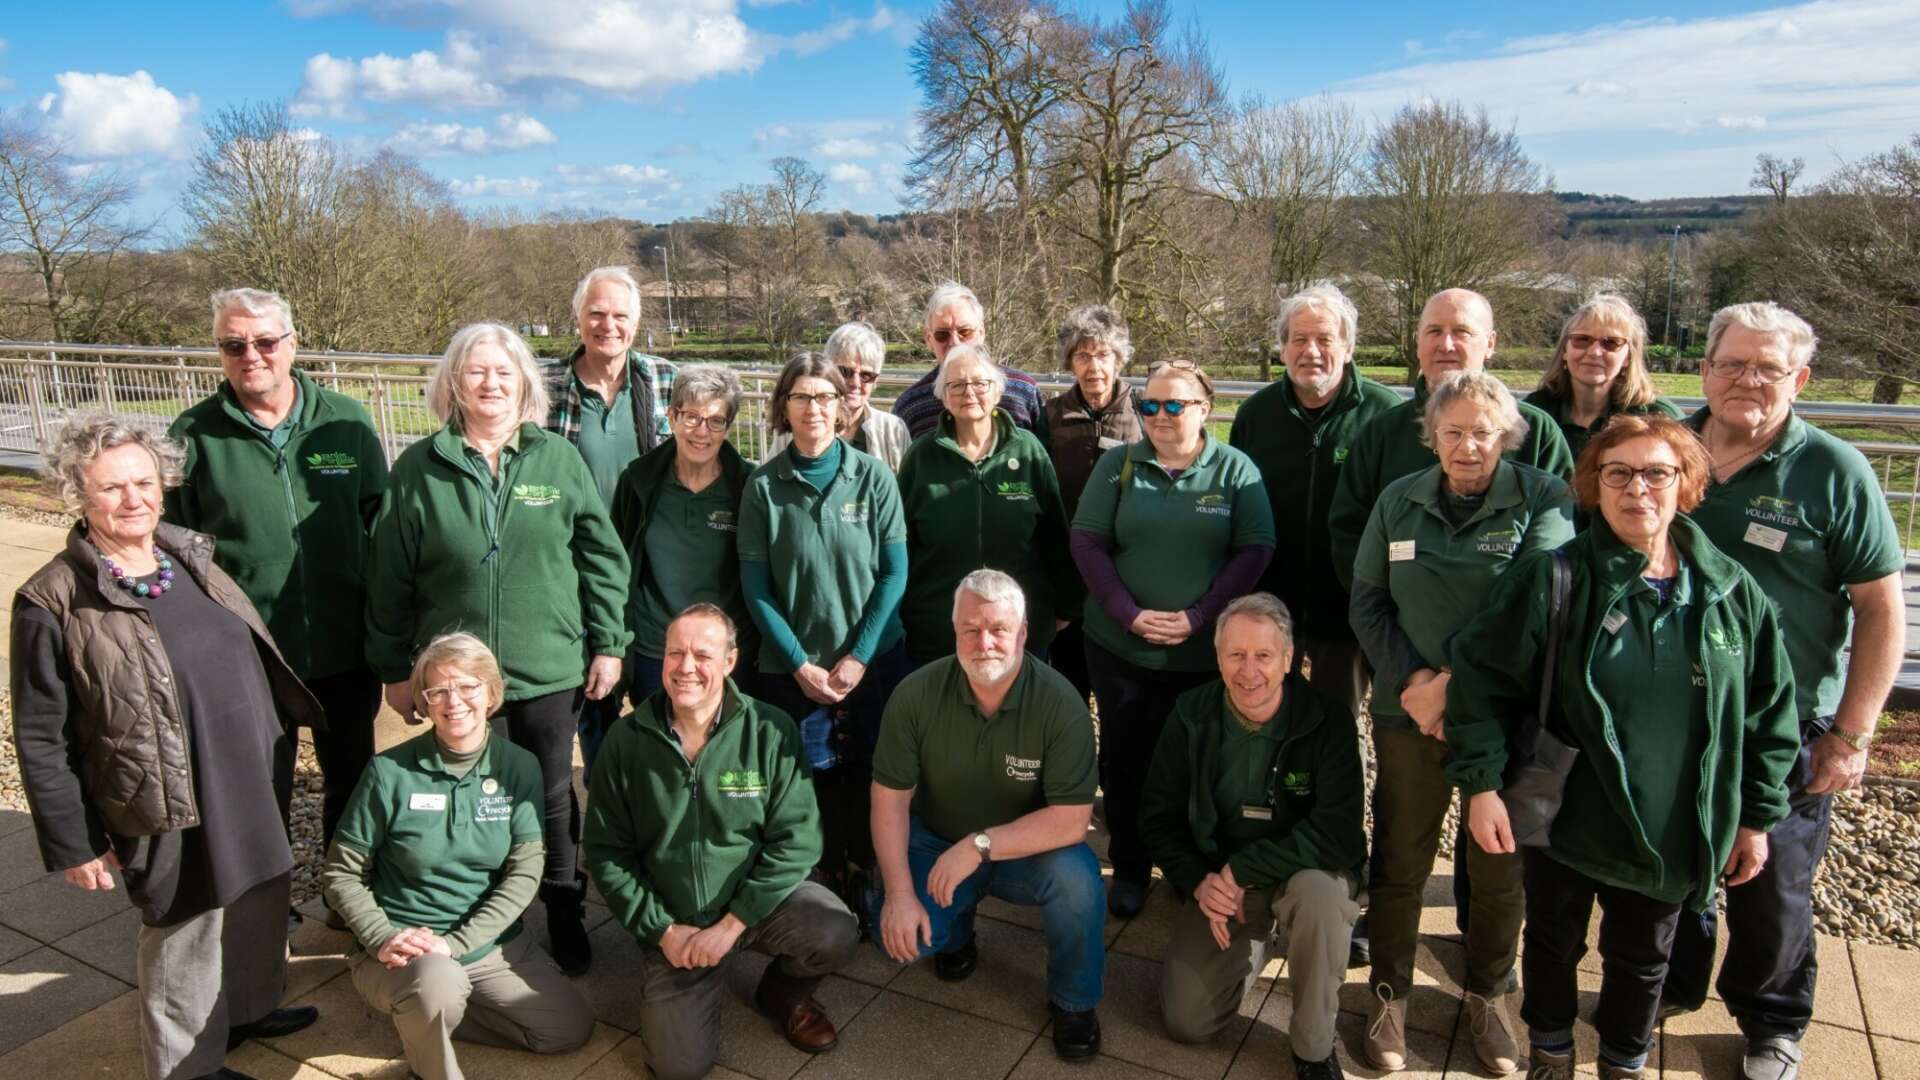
[{"x1": 544, "y1": 346, "x2": 677, "y2": 449}]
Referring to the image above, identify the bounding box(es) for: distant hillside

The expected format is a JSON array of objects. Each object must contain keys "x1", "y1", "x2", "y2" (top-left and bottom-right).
[{"x1": 1555, "y1": 192, "x2": 1767, "y2": 239}]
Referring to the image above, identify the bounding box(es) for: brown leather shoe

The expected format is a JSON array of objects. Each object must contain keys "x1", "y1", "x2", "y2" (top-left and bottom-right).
[{"x1": 753, "y1": 977, "x2": 839, "y2": 1054}]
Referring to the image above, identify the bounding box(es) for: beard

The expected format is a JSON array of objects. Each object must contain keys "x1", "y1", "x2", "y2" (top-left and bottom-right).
[{"x1": 960, "y1": 651, "x2": 1019, "y2": 686}]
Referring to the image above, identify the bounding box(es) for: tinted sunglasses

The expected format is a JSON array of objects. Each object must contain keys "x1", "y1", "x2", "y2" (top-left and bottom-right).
[
  {"x1": 837, "y1": 366, "x2": 879, "y2": 386},
  {"x1": 1137, "y1": 398, "x2": 1205, "y2": 417}
]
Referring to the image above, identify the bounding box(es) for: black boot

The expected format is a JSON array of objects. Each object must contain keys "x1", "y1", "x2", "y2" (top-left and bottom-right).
[{"x1": 545, "y1": 877, "x2": 592, "y2": 976}]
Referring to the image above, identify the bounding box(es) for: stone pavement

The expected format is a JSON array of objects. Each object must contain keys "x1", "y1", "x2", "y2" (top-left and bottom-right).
[{"x1": 0, "y1": 512, "x2": 1915, "y2": 1079}]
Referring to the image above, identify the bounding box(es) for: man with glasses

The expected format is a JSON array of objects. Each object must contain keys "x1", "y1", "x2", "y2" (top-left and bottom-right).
[
  {"x1": 1664, "y1": 302, "x2": 1904, "y2": 1080},
  {"x1": 167, "y1": 288, "x2": 390, "y2": 931},
  {"x1": 889, "y1": 281, "x2": 1051, "y2": 441}
]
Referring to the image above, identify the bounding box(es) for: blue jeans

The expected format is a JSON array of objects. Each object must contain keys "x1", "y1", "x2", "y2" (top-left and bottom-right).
[{"x1": 867, "y1": 816, "x2": 1106, "y2": 1012}]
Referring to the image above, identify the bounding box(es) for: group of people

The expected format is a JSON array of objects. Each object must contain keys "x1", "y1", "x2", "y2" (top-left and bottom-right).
[{"x1": 8, "y1": 266, "x2": 1898, "y2": 1080}]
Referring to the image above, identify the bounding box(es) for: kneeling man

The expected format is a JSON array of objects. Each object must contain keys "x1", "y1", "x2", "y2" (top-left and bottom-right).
[
  {"x1": 869, "y1": 569, "x2": 1107, "y2": 1059},
  {"x1": 1143, "y1": 593, "x2": 1365, "y2": 1080},
  {"x1": 585, "y1": 604, "x2": 856, "y2": 1080}
]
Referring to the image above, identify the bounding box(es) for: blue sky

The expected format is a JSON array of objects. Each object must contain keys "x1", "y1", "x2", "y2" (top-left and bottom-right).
[{"x1": 2, "y1": 0, "x2": 1916, "y2": 233}]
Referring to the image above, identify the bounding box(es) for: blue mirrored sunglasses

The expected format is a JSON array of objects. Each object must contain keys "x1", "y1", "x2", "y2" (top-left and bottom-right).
[{"x1": 1137, "y1": 398, "x2": 1203, "y2": 417}]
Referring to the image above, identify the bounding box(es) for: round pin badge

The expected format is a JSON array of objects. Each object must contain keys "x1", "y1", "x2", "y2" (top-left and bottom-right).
[
  {"x1": 482, "y1": 778, "x2": 499, "y2": 795},
  {"x1": 1008, "y1": 458, "x2": 1019, "y2": 470}
]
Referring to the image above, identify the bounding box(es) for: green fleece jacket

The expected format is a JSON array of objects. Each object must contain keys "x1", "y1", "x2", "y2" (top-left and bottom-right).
[
  {"x1": 1443, "y1": 517, "x2": 1800, "y2": 910},
  {"x1": 583, "y1": 685, "x2": 821, "y2": 944},
  {"x1": 166, "y1": 370, "x2": 389, "y2": 680},
  {"x1": 608, "y1": 437, "x2": 758, "y2": 660},
  {"x1": 1229, "y1": 369, "x2": 1400, "y2": 643},
  {"x1": 365, "y1": 422, "x2": 631, "y2": 699},
  {"x1": 896, "y1": 409, "x2": 1081, "y2": 660},
  {"x1": 1139, "y1": 678, "x2": 1367, "y2": 897}
]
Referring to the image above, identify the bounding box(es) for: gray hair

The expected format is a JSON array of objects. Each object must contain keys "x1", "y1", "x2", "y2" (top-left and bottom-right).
[
  {"x1": 210, "y1": 287, "x2": 294, "y2": 338},
  {"x1": 923, "y1": 280, "x2": 984, "y2": 329},
  {"x1": 409, "y1": 632, "x2": 504, "y2": 716},
  {"x1": 952, "y1": 568, "x2": 1027, "y2": 624},
  {"x1": 1418, "y1": 370, "x2": 1528, "y2": 453},
  {"x1": 1706, "y1": 301, "x2": 1817, "y2": 370},
  {"x1": 1273, "y1": 281, "x2": 1358, "y2": 351},
  {"x1": 1214, "y1": 592, "x2": 1295, "y2": 649},
  {"x1": 669, "y1": 602, "x2": 739, "y2": 651},
  {"x1": 571, "y1": 265, "x2": 642, "y2": 327},
  {"x1": 1054, "y1": 304, "x2": 1133, "y2": 372},
  {"x1": 46, "y1": 413, "x2": 186, "y2": 516},
  {"x1": 824, "y1": 321, "x2": 887, "y2": 375},
  {"x1": 670, "y1": 364, "x2": 743, "y2": 422},
  {"x1": 427, "y1": 323, "x2": 551, "y2": 426},
  {"x1": 933, "y1": 342, "x2": 1006, "y2": 402}
]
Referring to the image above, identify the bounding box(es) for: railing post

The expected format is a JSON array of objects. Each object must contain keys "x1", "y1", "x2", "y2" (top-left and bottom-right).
[
  {"x1": 25, "y1": 357, "x2": 49, "y2": 448},
  {"x1": 370, "y1": 370, "x2": 395, "y2": 464}
]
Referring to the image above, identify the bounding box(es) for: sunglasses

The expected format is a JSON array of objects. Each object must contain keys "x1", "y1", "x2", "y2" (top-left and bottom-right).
[
  {"x1": 931, "y1": 325, "x2": 980, "y2": 346},
  {"x1": 216, "y1": 331, "x2": 293, "y2": 358},
  {"x1": 1568, "y1": 333, "x2": 1630, "y2": 354},
  {"x1": 1137, "y1": 398, "x2": 1205, "y2": 417},
  {"x1": 837, "y1": 366, "x2": 879, "y2": 386}
]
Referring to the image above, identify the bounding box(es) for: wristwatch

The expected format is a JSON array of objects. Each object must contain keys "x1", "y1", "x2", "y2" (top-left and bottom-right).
[
  {"x1": 973, "y1": 831, "x2": 993, "y2": 862},
  {"x1": 1830, "y1": 727, "x2": 1874, "y2": 751}
]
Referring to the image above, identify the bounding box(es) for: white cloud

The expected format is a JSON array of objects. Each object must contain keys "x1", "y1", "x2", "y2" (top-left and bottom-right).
[
  {"x1": 816, "y1": 137, "x2": 881, "y2": 159},
  {"x1": 37, "y1": 71, "x2": 198, "y2": 157},
  {"x1": 1566, "y1": 79, "x2": 1628, "y2": 97},
  {"x1": 828, "y1": 162, "x2": 875, "y2": 194},
  {"x1": 386, "y1": 112, "x2": 558, "y2": 156},
  {"x1": 449, "y1": 175, "x2": 543, "y2": 198},
  {"x1": 551, "y1": 162, "x2": 680, "y2": 189},
  {"x1": 1717, "y1": 115, "x2": 1769, "y2": 130},
  {"x1": 0, "y1": 40, "x2": 13, "y2": 92},
  {"x1": 780, "y1": 5, "x2": 898, "y2": 57},
  {"x1": 295, "y1": 47, "x2": 504, "y2": 114}
]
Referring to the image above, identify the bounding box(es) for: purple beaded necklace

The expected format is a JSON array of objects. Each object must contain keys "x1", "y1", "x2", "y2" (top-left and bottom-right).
[{"x1": 100, "y1": 547, "x2": 175, "y2": 599}]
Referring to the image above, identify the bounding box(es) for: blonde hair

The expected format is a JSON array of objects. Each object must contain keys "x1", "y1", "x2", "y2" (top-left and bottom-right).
[
  {"x1": 1538, "y1": 293, "x2": 1659, "y2": 409},
  {"x1": 409, "y1": 632, "x2": 505, "y2": 716},
  {"x1": 426, "y1": 323, "x2": 551, "y2": 427}
]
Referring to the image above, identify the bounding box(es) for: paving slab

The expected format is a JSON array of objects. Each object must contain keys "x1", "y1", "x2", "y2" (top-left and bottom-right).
[
  {"x1": 1335, "y1": 937, "x2": 1468, "y2": 1039},
  {"x1": 1855, "y1": 940, "x2": 1920, "y2": 1044},
  {"x1": 1081, "y1": 947, "x2": 1263, "y2": 1078},
  {"x1": 1320, "y1": 1005, "x2": 1454, "y2": 1078},
  {"x1": 0, "y1": 867, "x2": 133, "y2": 943},
  {"x1": 575, "y1": 1032, "x2": 754, "y2": 1080},
  {"x1": 1107, "y1": 876, "x2": 1185, "y2": 962},
  {"x1": 888, "y1": 914, "x2": 1057, "y2": 1032},
  {"x1": 0, "y1": 826, "x2": 53, "y2": 894},
  {"x1": 265, "y1": 969, "x2": 406, "y2": 1078},
  {"x1": 0, "y1": 988, "x2": 145, "y2": 1078},
  {"x1": 709, "y1": 955, "x2": 879, "y2": 1080},
  {"x1": 49, "y1": 905, "x2": 141, "y2": 984},
  {"x1": 1008, "y1": 1041, "x2": 1178, "y2": 1079},
  {"x1": 0, "y1": 946, "x2": 133, "y2": 1054},
  {"x1": 799, "y1": 988, "x2": 1037, "y2": 1080},
  {"x1": 0, "y1": 806, "x2": 35, "y2": 838},
  {"x1": 0, "y1": 921, "x2": 37, "y2": 968},
  {"x1": 1873, "y1": 1034, "x2": 1920, "y2": 1078},
  {"x1": 226, "y1": 1040, "x2": 360, "y2": 1080}
]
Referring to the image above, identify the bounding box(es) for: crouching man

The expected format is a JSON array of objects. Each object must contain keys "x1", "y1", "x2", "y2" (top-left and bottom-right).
[
  {"x1": 584, "y1": 604, "x2": 857, "y2": 1080},
  {"x1": 1143, "y1": 593, "x2": 1366, "y2": 1079},
  {"x1": 868, "y1": 569, "x2": 1107, "y2": 1060}
]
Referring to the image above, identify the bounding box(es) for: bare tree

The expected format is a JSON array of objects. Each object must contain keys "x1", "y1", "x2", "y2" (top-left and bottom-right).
[
  {"x1": 1358, "y1": 101, "x2": 1557, "y2": 369},
  {"x1": 701, "y1": 160, "x2": 831, "y2": 356},
  {"x1": 0, "y1": 117, "x2": 155, "y2": 342},
  {"x1": 1750, "y1": 153, "x2": 1806, "y2": 205}
]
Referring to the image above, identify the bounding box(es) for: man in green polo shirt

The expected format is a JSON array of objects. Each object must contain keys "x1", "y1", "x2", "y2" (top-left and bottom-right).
[
  {"x1": 1663, "y1": 302, "x2": 1905, "y2": 1080},
  {"x1": 868, "y1": 570, "x2": 1106, "y2": 1061},
  {"x1": 167, "y1": 287, "x2": 390, "y2": 918},
  {"x1": 1329, "y1": 288, "x2": 1575, "y2": 591},
  {"x1": 1230, "y1": 282, "x2": 1399, "y2": 714}
]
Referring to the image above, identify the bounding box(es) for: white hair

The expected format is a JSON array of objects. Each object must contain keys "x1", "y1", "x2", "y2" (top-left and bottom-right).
[
  {"x1": 923, "y1": 281, "x2": 984, "y2": 329},
  {"x1": 1706, "y1": 301, "x2": 1818, "y2": 370},
  {"x1": 1418, "y1": 370, "x2": 1528, "y2": 453},
  {"x1": 571, "y1": 266, "x2": 642, "y2": 327},
  {"x1": 824, "y1": 321, "x2": 888, "y2": 374},
  {"x1": 427, "y1": 323, "x2": 551, "y2": 426},
  {"x1": 210, "y1": 287, "x2": 294, "y2": 338},
  {"x1": 933, "y1": 342, "x2": 1005, "y2": 402},
  {"x1": 1214, "y1": 592, "x2": 1295, "y2": 649},
  {"x1": 952, "y1": 568, "x2": 1026, "y2": 624},
  {"x1": 1273, "y1": 281, "x2": 1358, "y2": 351},
  {"x1": 670, "y1": 364, "x2": 743, "y2": 421}
]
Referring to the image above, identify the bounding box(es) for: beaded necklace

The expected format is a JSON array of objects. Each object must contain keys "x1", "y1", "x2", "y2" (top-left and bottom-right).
[{"x1": 100, "y1": 547, "x2": 175, "y2": 598}]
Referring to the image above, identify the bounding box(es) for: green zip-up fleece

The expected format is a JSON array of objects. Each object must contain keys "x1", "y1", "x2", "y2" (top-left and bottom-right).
[
  {"x1": 166, "y1": 369, "x2": 390, "y2": 680},
  {"x1": 897, "y1": 410, "x2": 1081, "y2": 660},
  {"x1": 1139, "y1": 678, "x2": 1366, "y2": 897},
  {"x1": 1443, "y1": 517, "x2": 1800, "y2": 910},
  {"x1": 1229, "y1": 369, "x2": 1400, "y2": 643},
  {"x1": 1329, "y1": 377, "x2": 1574, "y2": 589},
  {"x1": 1520, "y1": 387, "x2": 1683, "y2": 459},
  {"x1": 609, "y1": 437, "x2": 758, "y2": 660},
  {"x1": 365, "y1": 422, "x2": 632, "y2": 699},
  {"x1": 583, "y1": 684, "x2": 821, "y2": 945}
]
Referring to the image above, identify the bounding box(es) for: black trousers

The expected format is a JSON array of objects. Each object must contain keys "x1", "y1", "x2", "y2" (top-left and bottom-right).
[
  {"x1": 492, "y1": 687, "x2": 587, "y2": 902},
  {"x1": 1664, "y1": 715, "x2": 1830, "y2": 1040},
  {"x1": 1048, "y1": 621, "x2": 1095, "y2": 705},
  {"x1": 305, "y1": 666, "x2": 382, "y2": 851},
  {"x1": 1083, "y1": 637, "x2": 1214, "y2": 883},
  {"x1": 1520, "y1": 849, "x2": 1684, "y2": 1065}
]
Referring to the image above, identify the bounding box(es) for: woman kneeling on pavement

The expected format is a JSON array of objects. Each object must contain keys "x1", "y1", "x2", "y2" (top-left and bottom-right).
[
  {"x1": 1444, "y1": 414, "x2": 1799, "y2": 1079},
  {"x1": 324, "y1": 633, "x2": 593, "y2": 1080}
]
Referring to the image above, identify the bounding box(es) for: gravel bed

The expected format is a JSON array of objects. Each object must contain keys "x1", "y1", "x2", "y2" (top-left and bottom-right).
[{"x1": 0, "y1": 501, "x2": 73, "y2": 529}]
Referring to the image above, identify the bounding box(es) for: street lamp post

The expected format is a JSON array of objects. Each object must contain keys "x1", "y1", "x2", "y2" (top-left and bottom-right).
[
  {"x1": 1663, "y1": 225, "x2": 1680, "y2": 347},
  {"x1": 656, "y1": 247, "x2": 675, "y2": 338}
]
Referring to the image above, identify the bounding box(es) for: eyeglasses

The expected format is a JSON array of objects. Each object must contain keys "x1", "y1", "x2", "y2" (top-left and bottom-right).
[
  {"x1": 216, "y1": 332, "x2": 293, "y2": 358},
  {"x1": 1568, "y1": 333, "x2": 1629, "y2": 354},
  {"x1": 837, "y1": 366, "x2": 879, "y2": 386},
  {"x1": 1435, "y1": 426, "x2": 1504, "y2": 447},
  {"x1": 787, "y1": 391, "x2": 840, "y2": 409},
  {"x1": 1598, "y1": 463, "x2": 1680, "y2": 490},
  {"x1": 944, "y1": 378, "x2": 996, "y2": 398},
  {"x1": 673, "y1": 409, "x2": 731, "y2": 434},
  {"x1": 1705, "y1": 357, "x2": 1799, "y2": 384},
  {"x1": 931, "y1": 325, "x2": 980, "y2": 346},
  {"x1": 421, "y1": 679, "x2": 489, "y2": 706},
  {"x1": 1138, "y1": 398, "x2": 1205, "y2": 417},
  {"x1": 1070, "y1": 347, "x2": 1116, "y2": 365}
]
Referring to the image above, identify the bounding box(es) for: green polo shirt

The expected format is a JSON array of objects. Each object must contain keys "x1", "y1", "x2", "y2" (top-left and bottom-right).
[
  {"x1": 872, "y1": 654, "x2": 1097, "y2": 844},
  {"x1": 1352, "y1": 460, "x2": 1575, "y2": 723},
  {"x1": 1586, "y1": 565, "x2": 1708, "y2": 904},
  {"x1": 240, "y1": 381, "x2": 303, "y2": 448},
  {"x1": 1684, "y1": 409, "x2": 1904, "y2": 720},
  {"x1": 1071, "y1": 435, "x2": 1277, "y2": 671},
  {"x1": 332, "y1": 731, "x2": 545, "y2": 964},
  {"x1": 575, "y1": 378, "x2": 641, "y2": 509},
  {"x1": 1209, "y1": 699, "x2": 1292, "y2": 847},
  {"x1": 739, "y1": 442, "x2": 907, "y2": 673},
  {"x1": 634, "y1": 474, "x2": 744, "y2": 657}
]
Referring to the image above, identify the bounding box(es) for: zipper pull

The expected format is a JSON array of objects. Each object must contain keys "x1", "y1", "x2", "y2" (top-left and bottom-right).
[{"x1": 483, "y1": 541, "x2": 500, "y2": 563}]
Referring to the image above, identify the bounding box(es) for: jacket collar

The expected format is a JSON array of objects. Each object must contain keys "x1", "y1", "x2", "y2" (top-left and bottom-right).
[
  {"x1": 430, "y1": 420, "x2": 539, "y2": 466},
  {"x1": 1059, "y1": 380, "x2": 1136, "y2": 422},
  {"x1": 1685, "y1": 406, "x2": 1809, "y2": 467},
  {"x1": 64, "y1": 519, "x2": 217, "y2": 611},
  {"x1": 932, "y1": 407, "x2": 1017, "y2": 461},
  {"x1": 1581, "y1": 513, "x2": 1746, "y2": 606},
  {"x1": 418, "y1": 730, "x2": 498, "y2": 778},
  {"x1": 217, "y1": 367, "x2": 322, "y2": 433},
  {"x1": 1279, "y1": 365, "x2": 1362, "y2": 415}
]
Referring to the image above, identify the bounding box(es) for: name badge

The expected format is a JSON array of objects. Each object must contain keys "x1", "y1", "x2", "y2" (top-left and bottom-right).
[
  {"x1": 409, "y1": 793, "x2": 447, "y2": 812},
  {"x1": 1744, "y1": 522, "x2": 1788, "y2": 552},
  {"x1": 1241, "y1": 804, "x2": 1273, "y2": 821},
  {"x1": 1603, "y1": 611, "x2": 1627, "y2": 635},
  {"x1": 1388, "y1": 540, "x2": 1417, "y2": 562}
]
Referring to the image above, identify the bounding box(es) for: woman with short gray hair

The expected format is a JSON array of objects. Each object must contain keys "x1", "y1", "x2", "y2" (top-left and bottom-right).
[
  {"x1": 15, "y1": 413, "x2": 327, "y2": 1078},
  {"x1": 772, "y1": 321, "x2": 911, "y2": 469},
  {"x1": 1347, "y1": 369, "x2": 1575, "y2": 1073},
  {"x1": 367, "y1": 322, "x2": 631, "y2": 975},
  {"x1": 607, "y1": 364, "x2": 758, "y2": 764}
]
